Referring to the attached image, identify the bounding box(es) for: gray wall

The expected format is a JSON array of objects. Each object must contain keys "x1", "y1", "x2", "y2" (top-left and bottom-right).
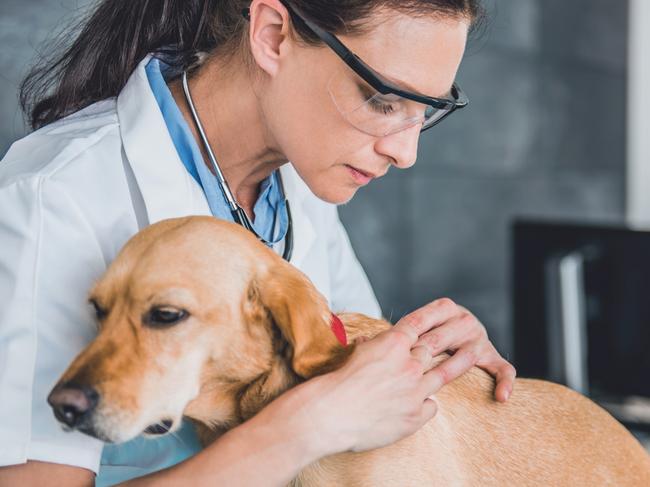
[
  {"x1": 1, "y1": 1, "x2": 629, "y2": 357},
  {"x1": 0, "y1": 0, "x2": 93, "y2": 152}
]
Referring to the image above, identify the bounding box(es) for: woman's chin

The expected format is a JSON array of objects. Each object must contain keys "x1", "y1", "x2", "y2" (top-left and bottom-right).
[
  {"x1": 296, "y1": 166, "x2": 366, "y2": 204},
  {"x1": 312, "y1": 184, "x2": 360, "y2": 205}
]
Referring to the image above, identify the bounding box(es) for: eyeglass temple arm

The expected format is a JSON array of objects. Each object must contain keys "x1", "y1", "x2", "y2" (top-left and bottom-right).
[{"x1": 242, "y1": 4, "x2": 465, "y2": 109}]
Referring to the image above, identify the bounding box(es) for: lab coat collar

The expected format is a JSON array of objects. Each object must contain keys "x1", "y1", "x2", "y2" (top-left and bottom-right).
[
  {"x1": 117, "y1": 55, "x2": 210, "y2": 224},
  {"x1": 117, "y1": 56, "x2": 316, "y2": 267}
]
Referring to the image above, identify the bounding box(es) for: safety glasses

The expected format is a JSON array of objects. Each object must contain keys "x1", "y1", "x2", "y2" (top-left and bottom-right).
[{"x1": 243, "y1": 2, "x2": 469, "y2": 136}]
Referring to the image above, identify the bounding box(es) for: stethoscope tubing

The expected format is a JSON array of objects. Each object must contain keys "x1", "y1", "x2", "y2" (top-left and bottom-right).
[{"x1": 181, "y1": 70, "x2": 293, "y2": 261}]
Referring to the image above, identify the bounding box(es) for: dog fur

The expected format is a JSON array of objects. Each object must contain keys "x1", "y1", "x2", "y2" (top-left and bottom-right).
[{"x1": 50, "y1": 216, "x2": 650, "y2": 486}]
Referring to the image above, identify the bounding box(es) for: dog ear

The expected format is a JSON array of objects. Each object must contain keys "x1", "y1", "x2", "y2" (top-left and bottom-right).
[{"x1": 249, "y1": 261, "x2": 351, "y2": 378}]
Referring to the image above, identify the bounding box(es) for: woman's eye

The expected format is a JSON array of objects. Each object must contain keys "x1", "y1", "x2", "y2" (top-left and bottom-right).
[
  {"x1": 367, "y1": 97, "x2": 395, "y2": 115},
  {"x1": 358, "y1": 84, "x2": 396, "y2": 115},
  {"x1": 144, "y1": 306, "x2": 189, "y2": 328}
]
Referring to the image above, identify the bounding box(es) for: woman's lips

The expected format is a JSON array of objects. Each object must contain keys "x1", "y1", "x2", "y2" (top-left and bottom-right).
[{"x1": 345, "y1": 164, "x2": 375, "y2": 186}]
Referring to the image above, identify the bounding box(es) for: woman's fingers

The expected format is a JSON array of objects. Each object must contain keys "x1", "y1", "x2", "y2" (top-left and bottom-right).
[
  {"x1": 410, "y1": 345, "x2": 435, "y2": 371},
  {"x1": 418, "y1": 345, "x2": 517, "y2": 402},
  {"x1": 413, "y1": 311, "x2": 477, "y2": 357},
  {"x1": 394, "y1": 298, "x2": 517, "y2": 403},
  {"x1": 419, "y1": 347, "x2": 479, "y2": 397},
  {"x1": 477, "y1": 351, "x2": 517, "y2": 402},
  {"x1": 392, "y1": 298, "x2": 460, "y2": 343}
]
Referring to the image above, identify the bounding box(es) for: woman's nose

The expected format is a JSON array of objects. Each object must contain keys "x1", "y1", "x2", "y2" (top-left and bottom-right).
[
  {"x1": 48, "y1": 383, "x2": 99, "y2": 428},
  {"x1": 374, "y1": 124, "x2": 421, "y2": 169}
]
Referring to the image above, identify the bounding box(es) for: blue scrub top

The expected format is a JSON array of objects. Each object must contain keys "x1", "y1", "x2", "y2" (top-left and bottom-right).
[
  {"x1": 145, "y1": 56, "x2": 289, "y2": 243},
  {"x1": 97, "y1": 56, "x2": 288, "y2": 486}
]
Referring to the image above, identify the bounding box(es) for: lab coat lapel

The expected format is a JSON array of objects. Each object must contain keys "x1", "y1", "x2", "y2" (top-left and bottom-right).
[
  {"x1": 118, "y1": 57, "x2": 315, "y2": 266},
  {"x1": 117, "y1": 56, "x2": 210, "y2": 224},
  {"x1": 279, "y1": 164, "x2": 316, "y2": 268}
]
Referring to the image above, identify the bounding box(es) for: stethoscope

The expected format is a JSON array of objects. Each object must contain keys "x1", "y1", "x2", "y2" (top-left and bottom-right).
[{"x1": 181, "y1": 70, "x2": 294, "y2": 261}]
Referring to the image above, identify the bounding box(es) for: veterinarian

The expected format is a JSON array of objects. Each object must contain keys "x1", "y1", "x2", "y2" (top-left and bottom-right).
[{"x1": 0, "y1": 1, "x2": 516, "y2": 485}]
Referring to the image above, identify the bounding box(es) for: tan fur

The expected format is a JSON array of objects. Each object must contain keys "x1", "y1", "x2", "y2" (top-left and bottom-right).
[{"x1": 52, "y1": 216, "x2": 650, "y2": 485}]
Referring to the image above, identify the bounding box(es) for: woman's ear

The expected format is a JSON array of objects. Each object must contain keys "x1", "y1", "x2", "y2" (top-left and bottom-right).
[
  {"x1": 249, "y1": 260, "x2": 352, "y2": 378},
  {"x1": 248, "y1": 0, "x2": 293, "y2": 77}
]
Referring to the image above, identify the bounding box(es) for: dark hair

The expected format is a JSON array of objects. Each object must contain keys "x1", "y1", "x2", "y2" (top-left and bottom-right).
[{"x1": 20, "y1": 0, "x2": 484, "y2": 130}]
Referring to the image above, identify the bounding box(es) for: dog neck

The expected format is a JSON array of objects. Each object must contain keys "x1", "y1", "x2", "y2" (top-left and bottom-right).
[
  {"x1": 237, "y1": 322, "x2": 305, "y2": 421},
  {"x1": 184, "y1": 313, "x2": 390, "y2": 441}
]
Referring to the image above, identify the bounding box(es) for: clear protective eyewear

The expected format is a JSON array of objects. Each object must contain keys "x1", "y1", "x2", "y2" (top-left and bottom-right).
[
  {"x1": 272, "y1": 1, "x2": 470, "y2": 137},
  {"x1": 327, "y1": 64, "x2": 460, "y2": 137}
]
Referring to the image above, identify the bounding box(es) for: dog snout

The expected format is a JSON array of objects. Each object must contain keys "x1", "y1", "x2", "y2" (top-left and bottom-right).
[{"x1": 48, "y1": 383, "x2": 99, "y2": 428}]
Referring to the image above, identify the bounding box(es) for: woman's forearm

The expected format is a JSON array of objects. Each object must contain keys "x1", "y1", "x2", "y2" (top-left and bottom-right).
[{"x1": 120, "y1": 389, "x2": 328, "y2": 487}]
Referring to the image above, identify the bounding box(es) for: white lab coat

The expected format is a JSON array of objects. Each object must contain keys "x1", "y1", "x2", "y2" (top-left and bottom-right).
[{"x1": 0, "y1": 56, "x2": 381, "y2": 473}]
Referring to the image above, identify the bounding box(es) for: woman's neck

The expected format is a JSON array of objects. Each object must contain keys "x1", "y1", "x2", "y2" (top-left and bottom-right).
[{"x1": 168, "y1": 57, "x2": 286, "y2": 214}]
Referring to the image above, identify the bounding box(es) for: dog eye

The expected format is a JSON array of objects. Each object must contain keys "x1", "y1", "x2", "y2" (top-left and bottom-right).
[
  {"x1": 143, "y1": 306, "x2": 189, "y2": 328},
  {"x1": 90, "y1": 299, "x2": 108, "y2": 320}
]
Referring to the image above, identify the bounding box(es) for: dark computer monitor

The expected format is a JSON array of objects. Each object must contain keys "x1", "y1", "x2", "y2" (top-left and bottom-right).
[{"x1": 512, "y1": 219, "x2": 650, "y2": 426}]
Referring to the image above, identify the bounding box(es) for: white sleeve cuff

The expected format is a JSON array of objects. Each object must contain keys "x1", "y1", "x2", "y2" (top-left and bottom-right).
[{"x1": 0, "y1": 439, "x2": 102, "y2": 473}]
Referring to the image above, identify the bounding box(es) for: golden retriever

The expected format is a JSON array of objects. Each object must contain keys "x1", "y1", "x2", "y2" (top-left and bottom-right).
[{"x1": 48, "y1": 216, "x2": 650, "y2": 486}]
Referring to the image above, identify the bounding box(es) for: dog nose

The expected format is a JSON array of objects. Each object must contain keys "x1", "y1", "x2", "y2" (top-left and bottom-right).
[{"x1": 48, "y1": 384, "x2": 99, "y2": 428}]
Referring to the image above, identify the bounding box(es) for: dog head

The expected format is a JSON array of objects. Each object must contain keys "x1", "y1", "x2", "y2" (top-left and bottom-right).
[{"x1": 48, "y1": 216, "x2": 351, "y2": 443}]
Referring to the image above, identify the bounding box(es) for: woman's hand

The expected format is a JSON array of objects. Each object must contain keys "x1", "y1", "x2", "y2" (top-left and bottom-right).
[
  {"x1": 258, "y1": 298, "x2": 514, "y2": 457},
  {"x1": 401, "y1": 297, "x2": 516, "y2": 403},
  {"x1": 274, "y1": 320, "x2": 447, "y2": 456}
]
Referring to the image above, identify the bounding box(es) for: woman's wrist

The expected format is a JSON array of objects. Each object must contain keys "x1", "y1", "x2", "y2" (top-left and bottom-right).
[
  {"x1": 251, "y1": 373, "x2": 347, "y2": 460},
  {"x1": 243, "y1": 396, "x2": 326, "y2": 468}
]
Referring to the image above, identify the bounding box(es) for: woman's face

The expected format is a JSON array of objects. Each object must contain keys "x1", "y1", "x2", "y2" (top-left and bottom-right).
[{"x1": 259, "y1": 9, "x2": 470, "y2": 204}]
